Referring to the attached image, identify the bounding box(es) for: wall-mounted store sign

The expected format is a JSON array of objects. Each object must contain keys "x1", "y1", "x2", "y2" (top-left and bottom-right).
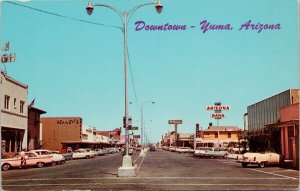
[{"x1": 56, "y1": 118, "x2": 81, "y2": 125}]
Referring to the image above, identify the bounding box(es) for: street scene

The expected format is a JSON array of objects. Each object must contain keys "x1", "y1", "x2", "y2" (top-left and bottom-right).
[
  {"x1": 2, "y1": 149, "x2": 299, "y2": 190},
  {"x1": 0, "y1": 0, "x2": 299, "y2": 190}
]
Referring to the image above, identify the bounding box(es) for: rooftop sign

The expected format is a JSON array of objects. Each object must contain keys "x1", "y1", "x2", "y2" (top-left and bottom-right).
[
  {"x1": 206, "y1": 105, "x2": 231, "y2": 111},
  {"x1": 168, "y1": 120, "x2": 182, "y2": 124},
  {"x1": 211, "y1": 113, "x2": 225, "y2": 119}
]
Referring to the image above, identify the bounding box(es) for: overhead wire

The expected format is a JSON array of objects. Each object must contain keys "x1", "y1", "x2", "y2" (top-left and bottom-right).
[
  {"x1": 3, "y1": 1, "x2": 139, "y2": 103},
  {"x1": 4, "y1": 1, "x2": 122, "y2": 30},
  {"x1": 126, "y1": 43, "x2": 138, "y2": 104}
]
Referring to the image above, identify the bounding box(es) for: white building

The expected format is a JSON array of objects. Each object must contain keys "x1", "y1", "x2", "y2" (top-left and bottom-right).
[
  {"x1": 81, "y1": 126, "x2": 96, "y2": 143},
  {"x1": 0, "y1": 70, "x2": 28, "y2": 152}
]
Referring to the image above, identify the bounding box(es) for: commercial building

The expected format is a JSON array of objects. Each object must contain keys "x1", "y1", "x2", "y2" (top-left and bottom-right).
[
  {"x1": 246, "y1": 89, "x2": 299, "y2": 152},
  {"x1": 0, "y1": 70, "x2": 28, "y2": 154},
  {"x1": 41, "y1": 117, "x2": 82, "y2": 152},
  {"x1": 27, "y1": 106, "x2": 46, "y2": 150},
  {"x1": 161, "y1": 125, "x2": 243, "y2": 148},
  {"x1": 177, "y1": 133, "x2": 194, "y2": 147},
  {"x1": 197, "y1": 125, "x2": 243, "y2": 148},
  {"x1": 41, "y1": 117, "x2": 122, "y2": 152},
  {"x1": 267, "y1": 103, "x2": 299, "y2": 169}
]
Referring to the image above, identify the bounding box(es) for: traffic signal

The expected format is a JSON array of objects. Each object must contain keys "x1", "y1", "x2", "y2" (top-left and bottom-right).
[
  {"x1": 128, "y1": 117, "x2": 132, "y2": 128},
  {"x1": 123, "y1": 116, "x2": 132, "y2": 128}
]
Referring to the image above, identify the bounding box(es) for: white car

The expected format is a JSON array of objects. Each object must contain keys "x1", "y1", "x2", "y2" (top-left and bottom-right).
[
  {"x1": 73, "y1": 149, "x2": 95, "y2": 159},
  {"x1": 237, "y1": 152, "x2": 280, "y2": 168},
  {"x1": 1, "y1": 151, "x2": 53, "y2": 171},
  {"x1": 94, "y1": 149, "x2": 105, "y2": 156},
  {"x1": 176, "y1": 147, "x2": 191, "y2": 153},
  {"x1": 83, "y1": 148, "x2": 97, "y2": 157},
  {"x1": 31, "y1": 149, "x2": 65, "y2": 165},
  {"x1": 193, "y1": 147, "x2": 208, "y2": 157}
]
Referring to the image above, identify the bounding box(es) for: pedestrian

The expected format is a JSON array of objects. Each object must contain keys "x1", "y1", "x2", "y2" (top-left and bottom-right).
[{"x1": 20, "y1": 149, "x2": 26, "y2": 168}]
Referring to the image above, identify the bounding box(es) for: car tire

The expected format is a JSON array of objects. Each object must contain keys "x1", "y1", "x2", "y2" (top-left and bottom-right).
[
  {"x1": 86, "y1": 155, "x2": 90, "y2": 159},
  {"x1": 242, "y1": 163, "x2": 248, "y2": 168},
  {"x1": 259, "y1": 162, "x2": 265, "y2": 168},
  {"x1": 2, "y1": 163, "x2": 10, "y2": 171},
  {"x1": 36, "y1": 162, "x2": 44, "y2": 168}
]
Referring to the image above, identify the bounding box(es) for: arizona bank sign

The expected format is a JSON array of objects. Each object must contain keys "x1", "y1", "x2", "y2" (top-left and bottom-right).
[{"x1": 205, "y1": 105, "x2": 231, "y2": 111}]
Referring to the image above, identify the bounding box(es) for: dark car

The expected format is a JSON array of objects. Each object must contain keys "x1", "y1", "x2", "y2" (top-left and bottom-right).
[{"x1": 150, "y1": 146, "x2": 156, "y2": 151}]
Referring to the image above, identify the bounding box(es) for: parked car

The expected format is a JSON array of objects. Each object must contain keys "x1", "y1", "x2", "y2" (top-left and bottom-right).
[
  {"x1": 121, "y1": 147, "x2": 134, "y2": 155},
  {"x1": 31, "y1": 149, "x2": 65, "y2": 165},
  {"x1": 107, "y1": 147, "x2": 119, "y2": 154},
  {"x1": 82, "y1": 148, "x2": 97, "y2": 157},
  {"x1": 237, "y1": 152, "x2": 280, "y2": 168},
  {"x1": 176, "y1": 147, "x2": 191, "y2": 153},
  {"x1": 1, "y1": 151, "x2": 53, "y2": 171},
  {"x1": 72, "y1": 149, "x2": 95, "y2": 159},
  {"x1": 198, "y1": 148, "x2": 229, "y2": 158},
  {"x1": 61, "y1": 149, "x2": 73, "y2": 161},
  {"x1": 150, "y1": 146, "x2": 156, "y2": 151},
  {"x1": 169, "y1": 147, "x2": 177, "y2": 152},
  {"x1": 94, "y1": 149, "x2": 105, "y2": 156},
  {"x1": 193, "y1": 147, "x2": 209, "y2": 157}
]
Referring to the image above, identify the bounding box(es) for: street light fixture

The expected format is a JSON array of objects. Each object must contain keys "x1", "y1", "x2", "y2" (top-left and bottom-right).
[
  {"x1": 86, "y1": 2, "x2": 94, "y2": 15},
  {"x1": 85, "y1": 1, "x2": 162, "y2": 177},
  {"x1": 155, "y1": 0, "x2": 163, "y2": 14}
]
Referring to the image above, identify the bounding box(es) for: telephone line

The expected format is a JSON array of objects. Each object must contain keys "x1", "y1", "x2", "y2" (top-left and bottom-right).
[{"x1": 5, "y1": 1, "x2": 122, "y2": 30}]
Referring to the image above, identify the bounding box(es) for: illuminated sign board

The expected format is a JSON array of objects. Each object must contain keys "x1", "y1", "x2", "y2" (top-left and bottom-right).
[
  {"x1": 210, "y1": 113, "x2": 225, "y2": 119},
  {"x1": 168, "y1": 120, "x2": 182, "y2": 124},
  {"x1": 206, "y1": 105, "x2": 231, "y2": 111}
]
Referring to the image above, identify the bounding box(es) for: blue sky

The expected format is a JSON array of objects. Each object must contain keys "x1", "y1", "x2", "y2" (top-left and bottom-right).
[{"x1": 1, "y1": 0, "x2": 298, "y2": 144}]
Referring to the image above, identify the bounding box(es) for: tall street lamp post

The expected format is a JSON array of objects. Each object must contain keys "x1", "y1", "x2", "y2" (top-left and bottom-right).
[
  {"x1": 140, "y1": 100, "x2": 155, "y2": 146},
  {"x1": 86, "y1": 1, "x2": 163, "y2": 177}
]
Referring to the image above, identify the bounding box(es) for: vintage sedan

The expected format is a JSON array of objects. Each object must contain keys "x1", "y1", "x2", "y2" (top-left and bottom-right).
[
  {"x1": 1, "y1": 151, "x2": 52, "y2": 171},
  {"x1": 198, "y1": 148, "x2": 229, "y2": 158},
  {"x1": 237, "y1": 152, "x2": 280, "y2": 168},
  {"x1": 193, "y1": 147, "x2": 209, "y2": 157},
  {"x1": 94, "y1": 149, "x2": 105, "y2": 156},
  {"x1": 169, "y1": 147, "x2": 177, "y2": 152},
  {"x1": 83, "y1": 148, "x2": 97, "y2": 157},
  {"x1": 72, "y1": 149, "x2": 95, "y2": 159},
  {"x1": 176, "y1": 147, "x2": 191, "y2": 153},
  {"x1": 31, "y1": 149, "x2": 65, "y2": 165},
  {"x1": 107, "y1": 147, "x2": 119, "y2": 154}
]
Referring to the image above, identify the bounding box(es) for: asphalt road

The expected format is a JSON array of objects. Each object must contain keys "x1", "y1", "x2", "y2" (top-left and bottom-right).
[{"x1": 1, "y1": 149, "x2": 299, "y2": 190}]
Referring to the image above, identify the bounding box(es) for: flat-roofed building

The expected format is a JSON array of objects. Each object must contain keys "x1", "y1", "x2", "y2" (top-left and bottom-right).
[
  {"x1": 40, "y1": 117, "x2": 82, "y2": 151},
  {"x1": 247, "y1": 89, "x2": 299, "y2": 152},
  {"x1": 200, "y1": 126, "x2": 243, "y2": 148},
  {"x1": 0, "y1": 70, "x2": 28, "y2": 154}
]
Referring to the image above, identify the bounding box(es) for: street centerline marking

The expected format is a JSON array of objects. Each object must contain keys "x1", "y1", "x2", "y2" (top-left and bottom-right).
[{"x1": 136, "y1": 155, "x2": 145, "y2": 174}]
